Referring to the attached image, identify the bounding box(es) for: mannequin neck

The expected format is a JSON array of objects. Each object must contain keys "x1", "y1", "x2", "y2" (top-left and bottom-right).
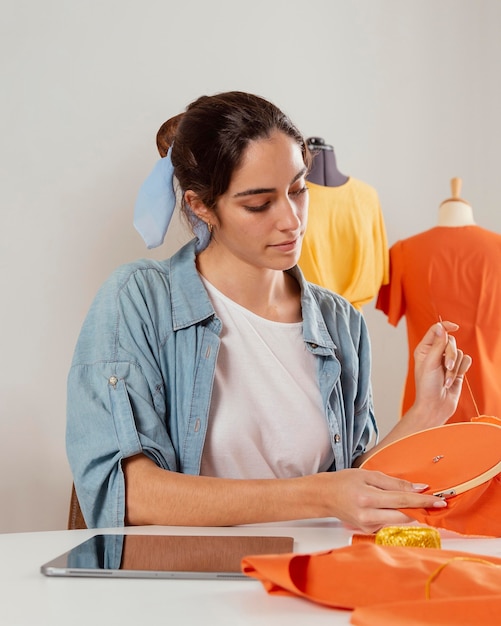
[
  {"x1": 306, "y1": 144, "x2": 348, "y2": 188},
  {"x1": 437, "y1": 200, "x2": 475, "y2": 226}
]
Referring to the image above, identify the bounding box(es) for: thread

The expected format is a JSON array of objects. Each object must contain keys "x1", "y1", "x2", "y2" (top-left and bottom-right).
[
  {"x1": 352, "y1": 526, "x2": 441, "y2": 549},
  {"x1": 425, "y1": 556, "x2": 499, "y2": 600}
]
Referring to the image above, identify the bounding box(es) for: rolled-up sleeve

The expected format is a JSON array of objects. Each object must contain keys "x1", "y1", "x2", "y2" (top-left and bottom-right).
[{"x1": 66, "y1": 265, "x2": 178, "y2": 528}]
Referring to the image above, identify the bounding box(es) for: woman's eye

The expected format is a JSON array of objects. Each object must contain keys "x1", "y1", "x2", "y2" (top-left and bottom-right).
[
  {"x1": 243, "y1": 201, "x2": 270, "y2": 212},
  {"x1": 290, "y1": 186, "x2": 308, "y2": 197},
  {"x1": 242, "y1": 187, "x2": 307, "y2": 211}
]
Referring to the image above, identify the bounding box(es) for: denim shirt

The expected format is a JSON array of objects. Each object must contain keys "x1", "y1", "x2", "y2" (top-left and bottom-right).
[{"x1": 67, "y1": 239, "x2": 377, "y2": 527}]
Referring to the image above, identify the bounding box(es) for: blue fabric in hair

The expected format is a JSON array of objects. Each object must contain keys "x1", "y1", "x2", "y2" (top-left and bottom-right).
[
  {"x1": 133, "y1": 146, "x2": 211, "y2": 252},
  {"x1": 133, "y1": 147, "x2": 176, "y2": 249}
]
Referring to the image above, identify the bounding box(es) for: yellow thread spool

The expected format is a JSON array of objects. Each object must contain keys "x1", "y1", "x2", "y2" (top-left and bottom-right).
[{"x1": 352, "y1": 526, "x2": 441, "y2": 549}]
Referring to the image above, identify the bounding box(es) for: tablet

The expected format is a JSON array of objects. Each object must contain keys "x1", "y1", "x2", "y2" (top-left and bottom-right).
[{"x1": 41, "y1": 533, "x2": 295, "y2": 580}]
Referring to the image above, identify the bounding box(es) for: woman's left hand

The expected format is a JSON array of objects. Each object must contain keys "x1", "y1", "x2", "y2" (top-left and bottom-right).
[
  {"x1": 358, "y1": 320, "x2": 473, "y2": 462},
  {"x1": 412, "y1": 320, "x2": 472, "y2": 427}
]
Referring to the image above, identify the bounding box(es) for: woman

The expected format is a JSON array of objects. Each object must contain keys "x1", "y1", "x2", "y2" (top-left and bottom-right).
[{"x1": 67, "y1": 91, "x2": 471, "y2": 531}]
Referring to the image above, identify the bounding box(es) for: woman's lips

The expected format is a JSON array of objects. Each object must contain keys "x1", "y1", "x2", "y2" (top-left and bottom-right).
[{"x1": 270, "y1": 238, "x2": 298, "y2": 252}]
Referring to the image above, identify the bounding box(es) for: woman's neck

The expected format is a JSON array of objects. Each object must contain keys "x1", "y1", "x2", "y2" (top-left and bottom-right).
[
  {"x1": 196, "y1": 249, "x2": 302, "y2": 322},
  {"x1": 437, "y1": 200, "x2": 475, "y2": 227}
]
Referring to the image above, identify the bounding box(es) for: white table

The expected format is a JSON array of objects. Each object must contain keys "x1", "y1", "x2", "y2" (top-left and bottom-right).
[{"x1": 2, "y1": 519, "x2": 501, "y2": 626}]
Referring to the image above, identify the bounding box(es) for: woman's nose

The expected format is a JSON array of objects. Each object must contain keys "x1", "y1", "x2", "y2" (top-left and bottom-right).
[{"x1": 276, "y1": 196, "x2": 301, "y2": 231}]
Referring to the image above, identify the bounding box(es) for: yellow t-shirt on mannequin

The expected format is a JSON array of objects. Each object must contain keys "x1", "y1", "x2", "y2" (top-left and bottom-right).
[{"x1": 299, "y1": 178, "x2": 389, "y2": 310}]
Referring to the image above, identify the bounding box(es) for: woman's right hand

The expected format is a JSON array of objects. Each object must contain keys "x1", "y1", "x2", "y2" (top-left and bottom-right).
[
  {"x1": 305, "y1": 468, "x2": 446, "y2": 534},
  {"x1": 123, "y1": 454, "x2": 446, "y2": 531}
]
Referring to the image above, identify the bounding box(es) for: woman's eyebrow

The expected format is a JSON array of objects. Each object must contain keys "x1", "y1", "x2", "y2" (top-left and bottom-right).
[
  {"x1": 232, "y1": 167, "x2": 307, "y2": 198},
  {"x1": 233, "y1": 186, "x2": 274, "y2": 198}
]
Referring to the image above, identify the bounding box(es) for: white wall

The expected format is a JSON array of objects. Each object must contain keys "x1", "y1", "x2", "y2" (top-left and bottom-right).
[{"x1": 2, "y1": 0, "x2": 500, "y2": 532}]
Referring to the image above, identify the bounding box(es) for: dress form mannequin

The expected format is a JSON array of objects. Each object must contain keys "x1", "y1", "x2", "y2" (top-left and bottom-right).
[
  {"x1": 377, "y1": 176, "x2": 501, "y2": 424},
  {"x1": 299, "y1": 138, "x2": 388, "y2": 309},
  {"x1": 306, "y1": 137, "x2": 349, "y2": 187},
  {"x1": 438, "y1": 177, "x2": 475, "y2": 226}
]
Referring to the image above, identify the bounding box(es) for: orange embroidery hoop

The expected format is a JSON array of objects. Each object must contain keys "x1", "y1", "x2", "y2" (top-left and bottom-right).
[{"x1": 361, "y1": 421, "x2": 501, "y2": 499}]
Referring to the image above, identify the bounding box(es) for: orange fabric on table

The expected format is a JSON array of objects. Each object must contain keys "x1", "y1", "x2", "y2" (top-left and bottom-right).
[
  {"x1": 351, "y1": 596, "x2": 501, "y2": 626},
  {"x1": 241, "y1": 542, "x2": 501, "y2": 623},
  {"x1": 376, "y1": 225, "x2": 501, "y2": 423}
]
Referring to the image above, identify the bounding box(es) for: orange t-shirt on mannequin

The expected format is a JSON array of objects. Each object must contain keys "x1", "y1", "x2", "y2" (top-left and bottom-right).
[{"x1": 376, "y1": 180, "x2": 501, "y2": 422}]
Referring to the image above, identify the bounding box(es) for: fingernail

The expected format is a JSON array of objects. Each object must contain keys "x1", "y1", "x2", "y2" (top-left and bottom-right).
[
  {"x1": 436, "y1": 323, "x2": 444, "y2": 336},
  {"x1": 433, "y1": 500, "x2": 448, "y2": 508},
  {"x1": 412, "y1": 483, "x2": 429, "y2": 491},
  {"x1": 446, "y1": 359, "x2": 455, "y2": 370},
  {"x1": 444, "y1": 377, "x2": 453, "y2": 389}
]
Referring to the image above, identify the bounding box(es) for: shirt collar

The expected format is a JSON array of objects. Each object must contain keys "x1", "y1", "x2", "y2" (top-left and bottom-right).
[
  {"x1": 287, "y1": 265, "x2": 337, "y2": 354},
  {"x1": 169, "y1": 239, "x2": 216, "y2": 330},
  {"x1": 169, "y1": 239, "x2": 337, "y2": 353}
]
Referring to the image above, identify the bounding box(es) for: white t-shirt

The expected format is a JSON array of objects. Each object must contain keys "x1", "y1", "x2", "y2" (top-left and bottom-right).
[{"x1": 200, "y1": 277, "x2": 334, "y2": 479}]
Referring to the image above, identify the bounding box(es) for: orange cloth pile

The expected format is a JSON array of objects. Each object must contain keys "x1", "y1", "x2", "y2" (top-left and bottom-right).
[{"x1": 242, "y1": 543, "x2": 501, "y2": 624}]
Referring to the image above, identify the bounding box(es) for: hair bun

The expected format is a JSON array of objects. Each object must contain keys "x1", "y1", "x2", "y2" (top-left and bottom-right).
[{"x1": 156, "y1": 112, "x2": 184, "y2": 157}]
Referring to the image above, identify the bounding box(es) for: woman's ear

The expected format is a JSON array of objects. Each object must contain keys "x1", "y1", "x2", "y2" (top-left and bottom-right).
[{"x1": 184, "y1": 190, "x2": 212, "y2": 223}]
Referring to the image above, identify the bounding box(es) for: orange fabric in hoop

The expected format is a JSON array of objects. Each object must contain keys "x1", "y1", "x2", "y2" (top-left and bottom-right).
[
  {"x1": 361, "y1": 418, "x2": 501, "y2": 537},
  {"x1": 241, "y1": 543, "x2": 501, "y2": 624}
]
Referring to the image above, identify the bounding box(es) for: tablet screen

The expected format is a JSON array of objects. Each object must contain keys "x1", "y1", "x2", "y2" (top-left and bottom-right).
[{"x1": 41, "y1": 534, "x2": 295, "y2": 579}]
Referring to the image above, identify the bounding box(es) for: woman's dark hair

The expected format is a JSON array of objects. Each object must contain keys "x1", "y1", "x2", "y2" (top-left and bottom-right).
[
  {"x1": 156, "y1": 113, "x2": 183, "y2": 157},
  {"x1": 157, "y1": 91, "x2": 311, "y2": 223}
]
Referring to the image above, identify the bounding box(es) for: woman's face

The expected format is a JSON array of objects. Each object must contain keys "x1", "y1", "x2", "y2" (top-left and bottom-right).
[{"x1": 209, "y1": 131, "x2": 308, "y2": 273}]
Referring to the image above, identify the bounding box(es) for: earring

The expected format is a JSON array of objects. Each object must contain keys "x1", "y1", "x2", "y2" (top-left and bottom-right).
[{"x1": 207, "y1": 222, "x2": 213, "y2": 234}]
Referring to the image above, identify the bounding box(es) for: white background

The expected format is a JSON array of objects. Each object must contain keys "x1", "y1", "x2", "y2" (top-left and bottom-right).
[{"x1": 2, "y1": 0, "x2": 500, "y2": 532}]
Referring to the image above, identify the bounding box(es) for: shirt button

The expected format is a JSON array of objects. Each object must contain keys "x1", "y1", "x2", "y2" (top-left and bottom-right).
[
  {"x1": 109, "y1": 376, "x2": 118, "y2": 387},
  {"x1": 310, "y1": 343, "x2": 318, "y2": 349},
  {"x1": 334, "y1": 434, "x2": 341, "y2": 444}
]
